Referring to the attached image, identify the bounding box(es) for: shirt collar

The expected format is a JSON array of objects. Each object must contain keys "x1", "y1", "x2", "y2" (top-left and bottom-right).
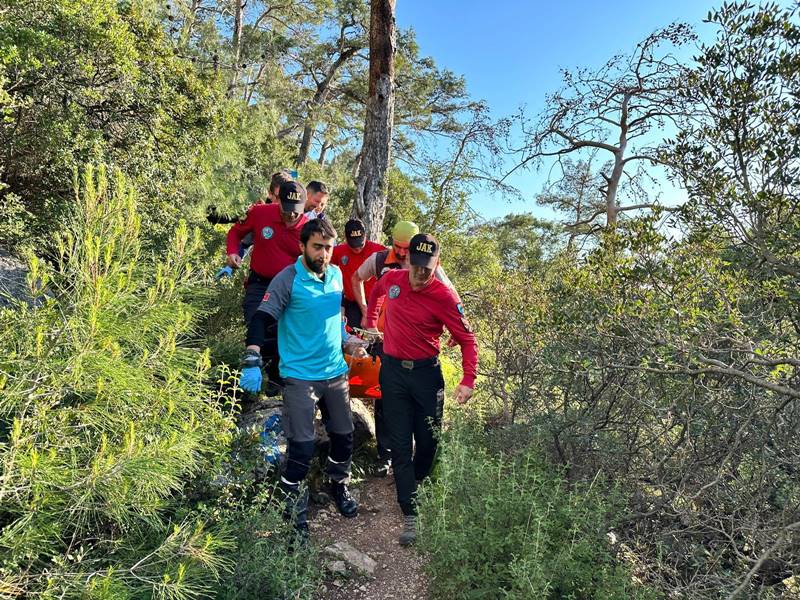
[{"x1": 294, "y1": 256, "x2": 328, "y2": 283}]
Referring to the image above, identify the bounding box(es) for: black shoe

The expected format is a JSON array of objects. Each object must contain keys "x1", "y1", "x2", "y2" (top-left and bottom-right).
[
  {"x1": 330, "y1": 481, "x2": 358, "y2": 518},
  {"x1": 279, "y1": 480, "x2": 309, "y2": 531}
]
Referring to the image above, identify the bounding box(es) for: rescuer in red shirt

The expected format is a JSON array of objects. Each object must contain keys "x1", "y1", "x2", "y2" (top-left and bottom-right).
[
  {"x1": 365, "y1": 233, "x2": 478, "y2": 546},
  {"x1": 225, "y1": 181, "x2": 309, "y2": 387},
  {"x1": 331, "y1": 218, "x2": 386, "y2": 329}
]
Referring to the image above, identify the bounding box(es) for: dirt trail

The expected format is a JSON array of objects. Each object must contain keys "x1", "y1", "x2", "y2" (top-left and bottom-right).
[{"x1": 311, "y1": 475, "x2": 429, "y2": 600}]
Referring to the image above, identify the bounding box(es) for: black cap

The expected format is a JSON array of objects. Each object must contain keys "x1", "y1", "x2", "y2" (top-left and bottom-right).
[
  {"x1": 345, "y1": 219, "x2": 366, "y2": 248},
  {"x1": 408, "y1": 233, "x2": 440, "y2": 269},
  {"x1": 279, "y1": 181, "x2": 306, "y2": 214}
]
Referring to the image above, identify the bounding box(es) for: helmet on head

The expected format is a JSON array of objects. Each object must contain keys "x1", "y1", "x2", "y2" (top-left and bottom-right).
[{"x1": 391, "y1": 220, "x2": 419, "y2": 244}]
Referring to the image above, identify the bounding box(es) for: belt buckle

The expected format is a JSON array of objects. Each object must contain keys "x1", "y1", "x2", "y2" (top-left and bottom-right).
[{"x1": 401, "y1": 360, "x2": 414, "y2": 370}]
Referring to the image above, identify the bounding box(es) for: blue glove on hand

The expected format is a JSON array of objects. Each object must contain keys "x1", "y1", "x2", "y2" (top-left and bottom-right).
[
  {"x1": 239, "y1": 366, "x2": 263, "y2": 393},
  {"x1": 215, "y1": 265, "x2": 234, "y2": 280}
]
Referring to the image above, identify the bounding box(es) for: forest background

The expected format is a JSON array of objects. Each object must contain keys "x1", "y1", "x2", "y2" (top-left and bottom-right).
[{"x1": 0, "y1": 0, "x2": 798, "y2": 598}]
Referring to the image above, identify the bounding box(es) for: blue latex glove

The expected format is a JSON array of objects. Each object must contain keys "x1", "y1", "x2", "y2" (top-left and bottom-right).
[
  {"x1": 215, "y1": 265, "x2": 234, "y2": 280},
  {"x1": 239, "y1": 366, "x2": 263, "y2": 393}
]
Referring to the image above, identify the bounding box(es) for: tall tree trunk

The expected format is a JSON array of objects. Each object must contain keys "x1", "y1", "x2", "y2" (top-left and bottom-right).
[
  {"x1": 605, "y1": 153, "x2": 624, "y2": 227},
  {"x1": 352, "y1": 0, "x2": 395, "y2": 241},
  {"x1": 228, "y1": 0, "x2": 246, "y2": 98}
]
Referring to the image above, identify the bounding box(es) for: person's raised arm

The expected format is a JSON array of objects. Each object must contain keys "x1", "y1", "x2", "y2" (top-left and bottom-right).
[{"x1": 352, "y1": 253, "x2": 377, "y2": 314}]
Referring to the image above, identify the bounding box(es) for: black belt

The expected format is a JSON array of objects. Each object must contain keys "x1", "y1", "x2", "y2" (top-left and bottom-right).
[
  {"x1": 248, "y1": 270, "x2": 273, "y2": 284},
  {"x1": 383, "y1": 354, "x2": 439, "y2": 370}
]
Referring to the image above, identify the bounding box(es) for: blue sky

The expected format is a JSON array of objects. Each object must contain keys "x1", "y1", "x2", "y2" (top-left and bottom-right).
[{"x1": 394, "y1": 0, "x2": 739, "y2": 222}]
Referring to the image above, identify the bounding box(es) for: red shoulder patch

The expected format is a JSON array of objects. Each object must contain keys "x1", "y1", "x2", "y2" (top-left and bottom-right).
[{"x1": 262, "y1": 291, "x2": 270, "y2": 302}]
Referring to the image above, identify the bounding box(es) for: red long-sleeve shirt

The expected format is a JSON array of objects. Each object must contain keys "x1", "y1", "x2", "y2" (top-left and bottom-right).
[
  {"x1": 365, "y1": 269, "x2": 478, "y2": 388},
  {"x1": 331, "y1": 241, "x2": 386, "y2": 301},
  {"x1": 226, "y1": 204, "x2": 308, "y2": 278}
]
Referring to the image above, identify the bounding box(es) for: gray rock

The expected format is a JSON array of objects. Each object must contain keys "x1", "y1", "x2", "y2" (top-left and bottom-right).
[
  {"x1": 311, "y1": 490, "x2": 331, "y2": 505},
  {"x1": 0, "y1": 247, "x2": 31, "y2": 308},
  {"x1": 325, "y1": 560, "x2": 347, "y2": 576},
  {"x1": 351, "y1": 397, "x2": 376, "y2": 449},
  {"x1": 324, "y1": 541, "x2": 377, "y2": 576}
]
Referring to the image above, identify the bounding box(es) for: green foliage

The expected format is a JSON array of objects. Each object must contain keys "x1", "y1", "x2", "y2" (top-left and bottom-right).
[
  {"x1": 199, "y1": 487, "x2": 323, "y2": 600},
  {"x1": 671, "y1": 1, "x2": 799, "y2": 287},
  {"x1": 0, "y1": 165, "x2": 235, "y2": 598},
  {"x1": 418, "y1": 415, "x2": 656, "y2": 600},
  {"x1": 0, "y1": 0, "x2": 223, "y2": 248},
  {"x1": 469, "y1": 217, "x2": 800, "y2": 596},
  {"x1": 0, "y1": 185, "x2": 31, "y2": 248}
]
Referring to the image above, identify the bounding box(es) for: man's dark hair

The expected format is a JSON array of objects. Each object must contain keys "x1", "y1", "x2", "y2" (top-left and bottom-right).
[
  {"x1": 306, "y1": 180, "x2": 329, "y2": 195},
  {"x1": 269, "y1": 171, "x2": 293, "y2": 194},
  {"x1": 300, "y1": 217, "x2": 337, "y2": 244}
]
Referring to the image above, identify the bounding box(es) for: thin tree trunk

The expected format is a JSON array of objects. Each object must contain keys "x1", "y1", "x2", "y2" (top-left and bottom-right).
[
  {"x1": 606, "y1": 153, "x2": 624, "y2": 227},
  {"x1": 228, "y1": 0, "x2": 246, "y2": 98},
  {"x1": 318, "y1": 140, "x2": 331, "y2": 166},
  {"x1": 352, "y1": 0, "x2": 396, "y2": 241}
]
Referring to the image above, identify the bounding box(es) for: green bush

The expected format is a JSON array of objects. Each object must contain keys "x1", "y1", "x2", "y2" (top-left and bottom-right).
[
  {"x1": 0, "y1": 165, "x2": 235, "y2": 598},
  {"x1": 198, "y1": 486, "x2": 322, "y2": 600},
  {"x1": 417, "y1": 415, "x2": 656, "y2": 600}
]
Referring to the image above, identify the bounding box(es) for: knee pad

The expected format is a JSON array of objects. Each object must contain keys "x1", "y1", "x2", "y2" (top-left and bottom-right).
[
  {"x1": 328, "y1": 432, "x2": 354, "y2": 463},
  {"x1": 283, "y1": 440, "x2": 316, "y2": 483}
]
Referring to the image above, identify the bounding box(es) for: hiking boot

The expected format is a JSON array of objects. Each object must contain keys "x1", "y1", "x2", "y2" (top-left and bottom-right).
[
  {"x1": 279, "y1": 480, "x2": 309, "y2": 534},
  {"x1": 330, "y1": 481, "x2": 358, "y2": 518},
  {"x1": 399, "y1": 514, "x2": 416, "y2": 546}
]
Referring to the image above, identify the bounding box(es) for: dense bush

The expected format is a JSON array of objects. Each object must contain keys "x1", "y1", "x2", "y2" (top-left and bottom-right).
[
  {"x1": 468, "y1": 218, "x2": 799, "y2": 597},
  {"x1": 0, "y1": 166, "x2": 321, "y2": 598},
  {"x1": 199, "y1": 486, "x2": 322, "y2": 600},
  {"x1": 417, "y1": 414, "x2": 655, "y2": 599},
  {"x1": 0, "y1": 0, "x2": 224, "y2": 249}
]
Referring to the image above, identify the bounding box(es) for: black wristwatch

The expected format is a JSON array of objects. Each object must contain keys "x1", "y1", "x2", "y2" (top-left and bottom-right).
[{"x1": 240, "y1": 349, "x2": 263, "y2": 369}]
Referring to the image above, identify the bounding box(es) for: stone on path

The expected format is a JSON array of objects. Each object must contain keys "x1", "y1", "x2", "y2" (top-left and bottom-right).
[{"x1": 324, "y1": 541, "x2": 377, "y2": 576}]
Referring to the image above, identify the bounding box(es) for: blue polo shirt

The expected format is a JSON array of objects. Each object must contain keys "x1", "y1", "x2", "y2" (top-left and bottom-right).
[{"x1": 257, "y1": 258, "x2": 348, "y2": 381}]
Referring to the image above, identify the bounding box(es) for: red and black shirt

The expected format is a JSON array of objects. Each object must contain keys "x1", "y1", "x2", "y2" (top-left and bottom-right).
[
  {"x1": 365, "y1": 269, "x2": 478, "y2": 388},
  {"x1": 226, "y1": 204, "x2": 308, "y2": 278},
  {"x1": 331, "y1": 241, "x2": 386, "y2": 302}
]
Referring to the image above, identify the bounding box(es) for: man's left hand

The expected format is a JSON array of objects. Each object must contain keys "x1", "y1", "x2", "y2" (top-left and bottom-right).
[{"x1": 453, "y1": 384, "x2": 473, "y2": 405}]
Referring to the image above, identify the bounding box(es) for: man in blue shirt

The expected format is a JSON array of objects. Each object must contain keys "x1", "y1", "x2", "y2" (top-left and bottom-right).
[{"x1": 239, "y1": 218, "x2": 360, "y2": 538}]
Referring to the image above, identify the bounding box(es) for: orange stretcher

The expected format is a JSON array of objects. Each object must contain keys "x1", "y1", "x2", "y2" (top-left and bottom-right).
[{"x1": 345, "y1": 353, "x2": 382, "y2": 399}]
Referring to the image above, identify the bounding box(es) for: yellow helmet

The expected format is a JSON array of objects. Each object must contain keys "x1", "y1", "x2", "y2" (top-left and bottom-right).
[{"x1": 391, "y1": 220, "x2": 419, "y2": 244}]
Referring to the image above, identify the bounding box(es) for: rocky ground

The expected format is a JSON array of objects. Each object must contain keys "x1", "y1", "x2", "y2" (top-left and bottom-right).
[
  {"x1": 312, "y1": 474, "x2": 429, "y2": 600},
  {"x1": 237, "y1": 387, "x2": 431, "y2": 599}
]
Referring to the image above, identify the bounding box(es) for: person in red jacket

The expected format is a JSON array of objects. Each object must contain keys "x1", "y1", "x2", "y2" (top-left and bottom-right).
[
  {"x1": 365, "y1": 233, "x2": 477, "y2": 546},
  {"x1": 331, "y1": 219, "x2": 386, "y2": 330},
  {"x1": 226, "y1": 181, "x2": 308, "y2": 387}
]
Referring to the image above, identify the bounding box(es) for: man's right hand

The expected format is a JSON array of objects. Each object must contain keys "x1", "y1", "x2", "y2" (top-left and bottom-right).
[
  {"x1": 239, "y1": 366, "x2": 263, "y2": 393},
  {"x1": 227, "y1": 253, "x2": 242, "y2": 268}
]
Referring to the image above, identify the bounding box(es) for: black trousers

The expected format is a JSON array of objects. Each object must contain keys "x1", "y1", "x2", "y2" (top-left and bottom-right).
[
  {"x1": 379, "y1": 355, "x2": 444, "y2": 515},
  {"x1": 243, "y1": 272, "x2": 280, "y2": 383}
]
